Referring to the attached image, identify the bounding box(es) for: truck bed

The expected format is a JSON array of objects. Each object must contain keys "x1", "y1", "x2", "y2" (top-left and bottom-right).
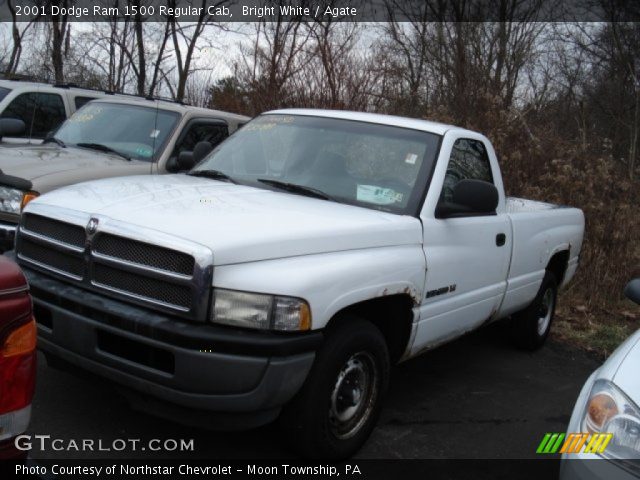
[
  {"x1": 506, "y1": 196, "x2": 561, "y2": 213},
  {"x1": 497, "y1": 198, "x2": 584, "y2": 318}
]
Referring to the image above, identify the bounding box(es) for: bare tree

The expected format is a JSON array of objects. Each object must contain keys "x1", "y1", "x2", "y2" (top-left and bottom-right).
[
  {"x1": 166, "y1": 0, "x2": 228, "y2": 102},
  {"x1": 112, "y1": 4, "x2": 171, "y2": 96},
  {"x1": 75, "y1": 9, "x2": 135, "y2": 91},
  {"x1": 4, "y1": 0, "x2": 39, "y2": 75},
  {"x1": 380, "y1": 0, "x2": 545, "y2": 124},
  {"x1": 113, "y1": 0, "x2": 171, "y2": 96},
  {"x1": 46, "y1": 0, "x2": 72, "y2": 83},
  {"x1": 563, "y1": 19, "x2": 640, "y2": 179},
  {"x1": 233, "y1": 10, "x2": 315, "y2": 113},
  {"x1": 305, "y1": 20, "x2": 362, "y2": 108},
  {"x1": 381, "y1": 1, "x2": 435, "y2": 115}
]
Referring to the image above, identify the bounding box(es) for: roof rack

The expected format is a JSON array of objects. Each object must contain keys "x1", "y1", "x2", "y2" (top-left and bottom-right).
[
  {"x1": 49, "y1": 82, "x2": 190, "y2": 106},
  {"x1": 1, "y1": 77, "x2": 190, "y2": 106}
]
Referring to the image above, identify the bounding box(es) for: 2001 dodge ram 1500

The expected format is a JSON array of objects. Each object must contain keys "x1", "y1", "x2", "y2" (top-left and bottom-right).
[{"x1": 10, "y1": 110, "x2": 584, "y2": 458}]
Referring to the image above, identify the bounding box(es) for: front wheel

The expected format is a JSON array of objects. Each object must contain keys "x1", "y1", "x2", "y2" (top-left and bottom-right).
[
  {"x1": 279, "y1": 317, "x2": 389, "y2": 459},
  {"x1": 511, "y1": 271, "x2": 558, "y2": 350}
]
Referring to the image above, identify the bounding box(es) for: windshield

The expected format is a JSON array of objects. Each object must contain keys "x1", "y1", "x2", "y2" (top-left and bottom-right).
[
  {"x1": 192, "y1": 114, "x2": 441, "y2": 214},
  {"x1": 0, "y1": 87, "x2": 11, "y2": 102},
  {"x1": 54, "y1": 102, "x2": 179, "y2": 161}
]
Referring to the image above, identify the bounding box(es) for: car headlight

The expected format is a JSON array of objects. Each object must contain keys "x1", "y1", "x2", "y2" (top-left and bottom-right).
[
  {"x1": 0, "y1": 186, "x2": 39, "y2": 214},
  {"x1": 581, "y1": 379, "x2": 640, "y2": 460},
  {"x1": 0, "y1": 186, "x2": 23, "y2": 214},
  {"x1": 211, "y1": 289, "x2": 311, "y2": 331}
]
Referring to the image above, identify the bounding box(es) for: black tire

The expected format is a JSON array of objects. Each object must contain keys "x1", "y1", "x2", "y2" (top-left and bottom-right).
[
  {"x1": 511, "y1": 271, "x2": 558, "y2": 351},
  {"x1": 279, "y1": 317, "x2": 390, "y2": 459}
]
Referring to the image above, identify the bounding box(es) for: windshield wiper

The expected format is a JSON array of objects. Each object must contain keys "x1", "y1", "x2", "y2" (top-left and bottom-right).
[
  {"x1": 188, "y1": 169, "x2": 237, "y2": 184},
  {"x1": 76, "y1": 143, "x2": 130, "y2": 161},
  {"x1": 43, "y1": 137, "x2": 66, "y2": 148},
  {"x1": 257, "y1": 178, "x2": 333, "y2": 201}
]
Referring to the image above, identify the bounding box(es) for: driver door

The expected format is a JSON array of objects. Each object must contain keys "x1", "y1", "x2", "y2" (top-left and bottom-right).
[{"x1": 412, "y1": 136, "x2": 511, "y2": 353}]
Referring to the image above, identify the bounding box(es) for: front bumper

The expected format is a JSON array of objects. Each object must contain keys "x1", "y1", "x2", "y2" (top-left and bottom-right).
[
  {"x1": 0, "y1": 221, "x2": 16, "y2": 253},
  {"x1": 21, "y1": 266, "x2": 322, "y2": 428}
]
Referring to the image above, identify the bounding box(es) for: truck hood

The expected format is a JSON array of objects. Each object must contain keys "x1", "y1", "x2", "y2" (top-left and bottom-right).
[
  {"x1": 0, "y1": 145, "x2": 147, "y2": 191},
  {"x1": 27, "y1": 174, "x2": 423, "y2": 265}
]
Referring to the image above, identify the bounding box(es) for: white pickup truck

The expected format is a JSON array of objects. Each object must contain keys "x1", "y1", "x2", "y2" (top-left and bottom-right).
[{"x1": 11, "y1": 110, "x2": 584, "y2": 458}]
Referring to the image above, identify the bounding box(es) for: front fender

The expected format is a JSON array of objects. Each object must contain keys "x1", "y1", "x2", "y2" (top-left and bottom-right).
[{"x1": 212, "y1": 245, "x2": 426, "y2": 329}]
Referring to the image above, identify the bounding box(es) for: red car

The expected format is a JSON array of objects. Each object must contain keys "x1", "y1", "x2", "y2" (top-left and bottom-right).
[{"x1": 0, "y1": 256, "x2": 36, "y2": 459}]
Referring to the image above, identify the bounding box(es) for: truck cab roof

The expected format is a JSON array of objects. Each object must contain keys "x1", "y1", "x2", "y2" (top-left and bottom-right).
[{"x1": 266, "y1": 108, "x2": 474, "y2": 137}]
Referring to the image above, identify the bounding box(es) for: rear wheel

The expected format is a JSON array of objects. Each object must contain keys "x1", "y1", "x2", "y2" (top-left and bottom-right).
[
  {"x1": 280, "y1": 317, "x2": 389, "y2": 459},
  {"x1": 511, "y1": 271, "x2": 558, "y2": 350}
]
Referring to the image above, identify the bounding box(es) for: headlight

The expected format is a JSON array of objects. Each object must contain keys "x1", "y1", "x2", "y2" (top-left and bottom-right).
[
  {"x1": 0, "y1": 187, "x2": 39, "y2": 214},
  {"x1": 212, "y1": 289, "x2": 311, "y2": 331},
  {"x1": 0, "y1": 186, "x2": 23, "y2": 214},
  {"x1": 581, "y1": 379, "x2": 640, "y2": 460}
]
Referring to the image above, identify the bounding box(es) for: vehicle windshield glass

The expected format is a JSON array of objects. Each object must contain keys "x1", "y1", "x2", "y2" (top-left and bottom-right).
[
  {"x1": 0, "y1": 87, "x2": 11, "y2": 102},
  {"x1": 54, "y1": 102, "x2": 179, "y2": 161},
  {"x1": 192, "y1": 114, "x2": 441, "y2": 214}
]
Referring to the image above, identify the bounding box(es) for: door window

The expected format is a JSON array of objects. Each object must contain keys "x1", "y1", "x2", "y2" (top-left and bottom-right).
[
  {"x1": 74, "y1": 96, "x2": 97, "y2": 110},
  {"x1": 33, "y1": 93, "x2": 66, "y2": 138},
  {"x1": 1, "y1": 92, "x2": 37, "y2": 136},
  {"x1": 173, "y1": 122, "x2": 228, "y2": 157},
  {"x1": 1, "y1": 92, "x2": 66, "y2": 138},
  {"x1": 0, "y1": 87, "x2": 11, "y2": 102},
  {"x1": 441, "y1": 138, "x2": 493, "y2": 202}
]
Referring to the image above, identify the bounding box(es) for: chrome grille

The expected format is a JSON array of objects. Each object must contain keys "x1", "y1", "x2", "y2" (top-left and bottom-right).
[
  {"x1": 16, "y1": 211, "x2": 211, "y2": 321},
  {"x1": 22, "y1": 213, "x2": 85, "y2": 247},
  {"x1": 18, "y1": 237, "x2": 85, "y2": 279},
  {"x1": 93, "y1": 263, "x2": 192, "y2": 309},
  {"x1": 93, "y1": 233, "x2": 194, "y2": 275}
]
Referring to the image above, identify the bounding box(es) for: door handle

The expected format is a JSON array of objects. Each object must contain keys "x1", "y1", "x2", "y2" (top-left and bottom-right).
[{"x1": 496, "y1": 233, "x2": 506, "y2": 246}]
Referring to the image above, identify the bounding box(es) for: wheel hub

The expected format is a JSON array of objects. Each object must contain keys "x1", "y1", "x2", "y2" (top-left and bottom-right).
[
  {"x1": 329, "y1": 352, "x2": 378, "y2": 440},
  {"x1": 537, "y1": 288, "x2": 554, "y2": 336}
]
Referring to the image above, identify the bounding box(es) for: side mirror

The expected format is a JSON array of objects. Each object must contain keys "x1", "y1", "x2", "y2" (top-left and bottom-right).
[
  {"x1": 436, "y1": 179, "x2": 499, "y2": 219},
  {"x1": 192, "y1": 141, "x2": 213, "y2": 164},
  {"x1": 175, "y1": 141, "x2": 213, "y2": 172},
  {"x1": 624, "y1": 278, "x2": 640, "y2": 305},
  {"x1": 165, "y1": 156, "x2": 180, "y2": 173},
  {"x1": 177, "y1": 151, "x2": 196, "y2": 171},
  {"x1": 0, "y1": 118, "x2": 26, "y2": 140}
]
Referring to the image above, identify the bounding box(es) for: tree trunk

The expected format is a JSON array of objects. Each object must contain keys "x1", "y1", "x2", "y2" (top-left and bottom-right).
[
  {"x1": 134, "y1": 8, "x2": 146, "y2": 96},
  {"x1": 51, "y1": 19, "x2": 67, "y2": 83}
]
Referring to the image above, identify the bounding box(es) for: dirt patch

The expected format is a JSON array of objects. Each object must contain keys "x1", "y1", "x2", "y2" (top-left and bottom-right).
[{"x1": 552, "y1": 294, "x2": 640, "y2": 359}]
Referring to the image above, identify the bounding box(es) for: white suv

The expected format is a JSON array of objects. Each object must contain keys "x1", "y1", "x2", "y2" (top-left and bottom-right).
[{"x1": 0, "y1": 79, "x2": 132, "y2": 144}]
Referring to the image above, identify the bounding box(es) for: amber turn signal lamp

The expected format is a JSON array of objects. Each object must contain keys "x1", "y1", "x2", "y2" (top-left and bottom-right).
[
  {"x1": 1, "y1": 319, "x2": 37, "y2": 358},
  {"x1": 20, "y1": 192, "x2": 39, "y2": 211},
  {"x1": 586, "y1": 393, "x2": 619, "y2": 432}
]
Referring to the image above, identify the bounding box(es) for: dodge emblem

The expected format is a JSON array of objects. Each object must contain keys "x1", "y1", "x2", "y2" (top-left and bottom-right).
[{"x1": 87, "y1": 218, "x2": 99, "y2": 235}]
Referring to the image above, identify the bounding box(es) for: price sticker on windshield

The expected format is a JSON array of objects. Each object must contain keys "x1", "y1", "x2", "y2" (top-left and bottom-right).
[
  {"x1": 357, "y1": 185, "x2": 404, "y2": 205},
  {"x1": 405, "y1": 153, "x2": 419, "y2": 165}
]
